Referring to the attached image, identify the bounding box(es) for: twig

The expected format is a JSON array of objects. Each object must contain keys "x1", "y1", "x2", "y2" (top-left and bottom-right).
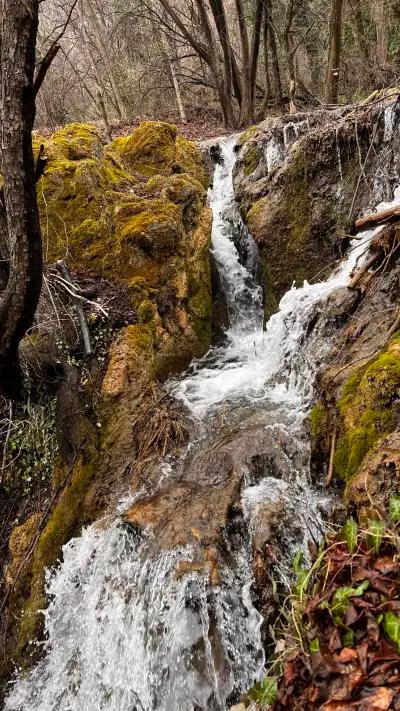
[
  {"x1": 56, "y1": 261, "x2": 93, "y2": 356},
  {"x1": 0, "y1": 400, "x2": 12, "y2": 486},
  {"x1": 326, "y1": 427, "x2": 337, "y2": 487}
]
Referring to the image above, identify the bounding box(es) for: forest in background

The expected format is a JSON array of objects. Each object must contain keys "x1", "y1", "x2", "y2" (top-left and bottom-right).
[{"x1": 37, "y1": 0, "x2": 400, "y2": 132}]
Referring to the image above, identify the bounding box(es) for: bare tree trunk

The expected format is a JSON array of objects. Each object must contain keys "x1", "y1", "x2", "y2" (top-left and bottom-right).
[
  {"x1": 0, "y1": 0, "x2": 43, "y2": 397},
  {"x1": 349, "y1": 0, "x2": 371, "y2": 64},
  {"x1": 263, "y1": 0, "x2": 283, "y2": 107},
  {"x1": 195, "y1": 0, "x2": 235, "y2": 126},
  {"x1": 84, "y1": 0, "x2": 127, "y2": 120},
  {"x1": 169, "y1": 58, "x2": 187, "y2": 123},
  {"x1": 160, "y1": 0, "x2": 235, "y2": 126},
  {"x1": 374, "y1": 0, "x2": 388, "y2": 67},
  {"x1": 250, "y1": 0, "x2": 265, "y2": 111},
  {"x1": 97, "y1": 91, "x2": 112, "y2": 141},
  {"x1": 283, "y1": 0, "x2": 297, "y2": 113},
  {"x1": 154, "y1": 16, "x2": 188, "y2": 124},
  {"x1": 260, "y1": 8, "x2": 272, "y2": 117},
  {"x1": 209, "y1": 0, "x2": 237, "y2": 126},
  {"x1": 235, "y1": 0, "x2": 252, "y2": 126},
  {"x1": 325, "y1": 0, "x2": 344, "y2": 104}
]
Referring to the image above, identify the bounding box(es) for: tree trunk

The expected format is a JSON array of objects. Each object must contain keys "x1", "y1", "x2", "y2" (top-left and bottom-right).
[
  {"x1": 263, "y1": 0, "x2": 283, "y2": 107},
  {"x1": 154, "y1": 16, "x2": 188, "y2": 124},
  {"x1": 97, "y1": 91, "x2": 112, "y2": 141},
  {"x1": 349, "y1": 0, "x2": 371, "y2": 64},
  {"x1": 194, "y1": 0, "x2": 234, "y2": 127},
  {"x1": 209, "y1": 0, "x2": 236, "y2": 126},
  {"x1": 168, "y1": 58, "x2": 187, "y2": 124},
  {"x1": 0, "y1": 0, "x2": 43, "y2": 397},
  {"x1": 249, "y1": 0, "x2": 264, "y2": 119},
  {"x1": 325, "y1": 0, "x2": 344, "y2": 105},
  {"x1": 260, "y1": 7, "x2": 272, "y2": 117},
  {"x1": 283, "y1": 0, "x2": 297, "y2": 113},
  {"x1": 235, "y1": 0, "x2": 253, "y2": 125},
  {"x1": 374, "y1": 0, "x2": 388, "y2": 67},
  {"x1": 84, "y1": 0, "x2": 127, "y2": 120}
]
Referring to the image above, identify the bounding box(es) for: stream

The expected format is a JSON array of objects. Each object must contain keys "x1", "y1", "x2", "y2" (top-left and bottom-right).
[{"x1": 5, "y1": 132, "x2": 400, "y2": 711}]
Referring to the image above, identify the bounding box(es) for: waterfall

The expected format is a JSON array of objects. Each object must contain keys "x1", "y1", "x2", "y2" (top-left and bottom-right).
[{"x1": 6, "y1": 132, "x2": 400, "y2": 711}]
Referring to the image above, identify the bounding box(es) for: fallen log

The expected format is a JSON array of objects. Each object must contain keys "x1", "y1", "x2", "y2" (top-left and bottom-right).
[
  {"x1": 355, "y1": 205, "x2": 400, "y2": 232},
  {"x1": 349, "y1": 251, "x2": 380, "y2": 289}
]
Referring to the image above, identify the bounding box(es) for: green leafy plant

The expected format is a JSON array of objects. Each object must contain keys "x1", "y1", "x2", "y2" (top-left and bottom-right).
[
  {"x1": 384, "y1": 612, "x2": 400, "y2": 652},
  {"x1": 248, "y1": 676, "x2": 278, "y2": 707},
  {"x1": 389, "y1": 496, "x2": 400, "y2": 523},
  {"x1": 342, "y1": 517, "x2": 358, "y2": 553},
  {"x1": 320, "y1": 581, "x2": 369, "y2": 624},
  {"x1": 367, "y1": 519, "x2": 385, "y2": 553}
]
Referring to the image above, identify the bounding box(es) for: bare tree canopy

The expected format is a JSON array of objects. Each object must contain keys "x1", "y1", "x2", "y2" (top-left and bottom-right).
[{"x1": 23, "y1": 0, "x2": 400, "y2": 130}]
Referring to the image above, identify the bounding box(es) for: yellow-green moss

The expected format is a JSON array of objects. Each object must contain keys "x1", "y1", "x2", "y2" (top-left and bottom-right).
[
  {"x1": 34, "y1": 123, "x2": 103, "y2": 163},
  {"x1": 16, "y1": 457, "x2": 97, "y2": 654},
  {"x1": 116, "y1": 197, "x2": 182, "y2": 253},
  {"x1": 174, "y1": 136, "x2": 209, "y2": 188},
  {"x1": 334, "y1": 338, "x2": 400, "y2": 482},
  {"x1": 36, "y1": 122, "x2": 208, "y2": 290},
  {"x1": 310, "y1": 403, "x2": 329, "y2": 438},
  {"x1": 238, "y1": 125, "x2": 257, "y2": 145},
  {"x1": 242, "y1": 143, "x2": 262, "y2": 176},
  {"x1": 247, "y1": 196, "x2": 267, "y2": 225},
  {"x1": 109, "y1": 121, "x2": 177, "y2": 177}
]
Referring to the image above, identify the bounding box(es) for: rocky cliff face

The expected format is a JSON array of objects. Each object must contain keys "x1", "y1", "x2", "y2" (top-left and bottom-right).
[{"x1": 233, "y1": 93, "x2": 400, "y2": 316}]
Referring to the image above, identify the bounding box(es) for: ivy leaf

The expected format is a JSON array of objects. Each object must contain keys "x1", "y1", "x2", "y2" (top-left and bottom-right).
[
  {"x1": 367, "y1": 519, "x2": 385, "y2": 553},
  {"x1": 342, "y1": 517, "x2": 358, "y2": 553},
  {"x1": 389, "y1": 496, "x2": 400, "y2": 523},
  {"x1": 384, "y1": 611, "x2": 400, "y2": 652},
  {"x1": 326, "y1": 581, "x2": 369, "y2": 624}
]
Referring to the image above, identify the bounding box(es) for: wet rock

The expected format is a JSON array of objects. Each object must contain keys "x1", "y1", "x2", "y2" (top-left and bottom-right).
[
  {"x1": 346, "y1": 432, "x2": 400, "y2": 519},
  {"x1": 234, "y1": 96, "x2": 400, "y2": 307}
]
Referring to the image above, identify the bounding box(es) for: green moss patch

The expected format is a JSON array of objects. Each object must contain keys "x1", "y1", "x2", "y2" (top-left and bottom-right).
[
  {"x1": 334, "y1": 339, "x2": 400, "y2": 482},
  {"x1": 242, "y1": 143, "x2": 262, "y2": 177}
]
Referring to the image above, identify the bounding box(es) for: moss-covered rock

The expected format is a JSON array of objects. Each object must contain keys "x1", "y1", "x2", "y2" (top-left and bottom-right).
[
  {"x1": 334, "y1": 338, "x2": 400, "y2": 483},
  {"x1": 3, "y1": 120, "x2": 213, "y2": 671},
  {"x1": 109, "y1": 121, "x2": 177, "y2": 177},
  {"x1": 34, "y1": 120, "x2": 212, "y2": 371},
  {"x1": 242, "y1": 143, "x2": 262, "y2": 177},
  {"x1": 235, "y1": 103, "x2": 400, "y2": 308}
]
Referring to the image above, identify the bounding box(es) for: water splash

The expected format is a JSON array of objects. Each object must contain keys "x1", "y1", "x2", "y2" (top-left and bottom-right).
[
  {"x1": 282, "y1": 118, "x2": 311, "y2": 151},
  {"x1": 210, "y1": 138, "x2": 263, "y2": 331},
  {"x1": 384, "y1": 101, "x2": 397, "y2": 143},
  {"x1": 265, "y1": 138, "x2": 284, "y2": 173},
  {"x1": 5, "y1": 524, "x2": 264, "y2": 711}
]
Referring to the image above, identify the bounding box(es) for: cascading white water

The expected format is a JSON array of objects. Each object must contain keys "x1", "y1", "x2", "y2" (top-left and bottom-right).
[
  {"x1": 6, "y1": 120, "x2": 400, "y2": 711},
  {"x1": 210, "y1": 137, "x2": 263, "y2": 331}
]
